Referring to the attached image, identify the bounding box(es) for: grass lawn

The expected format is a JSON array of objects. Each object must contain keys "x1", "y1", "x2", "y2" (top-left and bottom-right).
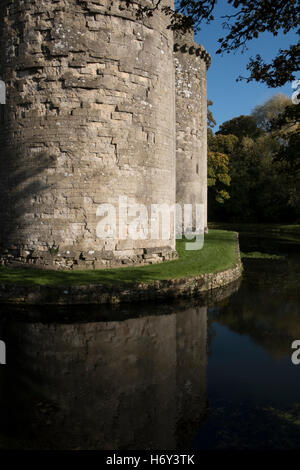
[
  {"x1": 0, "y1": 230, "x2": 239, "y2": 287},
  {"x1": 241, "y1": 251, "x2": 285, "y2": 260}
]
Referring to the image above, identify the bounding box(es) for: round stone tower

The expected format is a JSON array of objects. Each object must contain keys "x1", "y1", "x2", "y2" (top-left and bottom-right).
[
  {"x1": 174, "y1": 30, "x2": 211, "y2": 233},
  {"x1": 0, "y1": 0, "x2": 176, "y2": 270}
]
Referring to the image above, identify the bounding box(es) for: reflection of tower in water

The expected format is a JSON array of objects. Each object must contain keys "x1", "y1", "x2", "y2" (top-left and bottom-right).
[
  {"x1": 2, "y1": 306, "x2": 207, "y2": 450},
  {"x1": 176, "y1": 306, "x2": 207, "y2": 449}
]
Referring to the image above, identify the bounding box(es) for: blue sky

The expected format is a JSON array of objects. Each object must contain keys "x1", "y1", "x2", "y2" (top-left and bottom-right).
[{"x1": 193, "y1": 2, "x2": 298, "y2": 130}]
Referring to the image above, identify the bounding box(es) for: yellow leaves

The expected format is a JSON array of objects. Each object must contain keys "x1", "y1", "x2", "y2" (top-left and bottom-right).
[{"x1": 208, "y1": 151, "x2": 231, "y2": 203}]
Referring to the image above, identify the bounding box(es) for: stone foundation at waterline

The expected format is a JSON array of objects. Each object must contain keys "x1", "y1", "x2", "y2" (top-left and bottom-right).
[
  {"x1": 0, "y1": 263, "x2": 242, "y2": 305},
  {"x1": 0, "y1": 231, "x2": 243, "y2": 305},
  {"x1": 0, "y1": 0, "x2": 211, "y2": 270}
]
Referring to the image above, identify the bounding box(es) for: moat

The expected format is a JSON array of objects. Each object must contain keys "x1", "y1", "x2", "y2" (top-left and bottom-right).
[{"x1": 0, "y1": 228, "x2": 299, "y2": 450}]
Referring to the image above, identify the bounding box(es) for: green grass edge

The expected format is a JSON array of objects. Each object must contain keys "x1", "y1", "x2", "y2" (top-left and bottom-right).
[{"x1": 0, "y1": 229, "x2": 239, "y2": 287}]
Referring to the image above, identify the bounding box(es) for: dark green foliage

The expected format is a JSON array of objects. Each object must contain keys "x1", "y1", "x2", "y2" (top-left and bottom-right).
[
  {"x1": 271, "y1": 103, "x2": 300, "y2": 135},
  {"x1": 207, "y1": 100, "x2": 216, "y2": 129},
  {"x1": 209, "y1": 95, "x2": 299, "y2": 223},
  {"x1": 216, "y1": 115, "x2": 263, "y2": 140},
  {"x1": 191, "y1": 0, "x2": 300, "y2": 87},
  {"x1": 243, "y1": 44, "x2": 300, "y2": 87},
  {"x1": 271, "y1": 103, "x2": 300, "y2": 214}
]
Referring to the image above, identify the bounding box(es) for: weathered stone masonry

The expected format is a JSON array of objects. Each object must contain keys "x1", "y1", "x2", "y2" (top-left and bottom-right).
[
  {"x1": 0, "y1": 1, "x2": 210, "y2": 270},
  {"x1": 175, "y1": 30, "x2": 211, "y2": 232}
]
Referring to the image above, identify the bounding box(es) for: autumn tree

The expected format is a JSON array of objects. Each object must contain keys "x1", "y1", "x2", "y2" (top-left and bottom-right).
[
  {"x1": 207, "y1": 103, "x2": 234, "y2": 206},
  {"x1": 207, "y1": 150, "x2": 231, "y2": 204},
  {"x1": 209, "y1": 98, "x2": 297, "y2": 222},
  {"x1": 252, "y1": 93, "x2": 292, "y2": 132}
]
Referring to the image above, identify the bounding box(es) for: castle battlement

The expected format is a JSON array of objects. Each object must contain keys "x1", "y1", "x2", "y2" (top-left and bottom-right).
[
  {"x1": 174, "y1": 30, "x2": 208, "y2": 232},
  {"x1": 174, "y1": 43, "x2": 211, "y2": 69}
]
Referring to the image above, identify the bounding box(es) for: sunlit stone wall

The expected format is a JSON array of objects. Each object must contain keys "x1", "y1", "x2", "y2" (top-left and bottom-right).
[
  {"x1": 174, "y1": 30, "x2": 210, "y2": 232},
  {"x1": 0, "y1": 0, "x2": 176, "y2": 269}
]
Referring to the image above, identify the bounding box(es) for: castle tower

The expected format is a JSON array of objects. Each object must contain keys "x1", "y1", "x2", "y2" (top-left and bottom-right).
[
  {"x1": 174, "y1": 30, "x2": 211, "y2": 233},
  {"x1": 0, "y1": 0, "x2": 176, "y2": 270}
]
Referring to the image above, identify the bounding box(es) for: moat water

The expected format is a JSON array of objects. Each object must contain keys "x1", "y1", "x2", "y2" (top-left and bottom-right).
[{"x1": 0, "y1": 229, "x2": 299, "y2": 450}]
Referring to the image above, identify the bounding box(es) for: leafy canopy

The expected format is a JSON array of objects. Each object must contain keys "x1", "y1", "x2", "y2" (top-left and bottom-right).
[
  {"x1": 208, "y1": 94, "x2": 299, "y2": 222},
  {"x1": 252, "y1": 93, "x2": 292, "y2": 132},
  {"x1": 216, "y1": 115, "x2": 263, "y2": 140}
]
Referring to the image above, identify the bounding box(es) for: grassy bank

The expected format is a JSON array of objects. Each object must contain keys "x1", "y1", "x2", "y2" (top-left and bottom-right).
[
  {"x1": 241, "y1": 251, "x2": 285, "y2": 260},
  {"x1": 0, "y1": 230, "x2": 239, "y2": 287}
]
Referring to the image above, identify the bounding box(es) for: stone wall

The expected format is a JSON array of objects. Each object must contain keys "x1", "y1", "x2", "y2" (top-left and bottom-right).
[
  {"x1": 174, "y1": 30, "x2": 210, "y2": 232},
  {"x1": 0, "y1": 0, "x2": 176, "y2": 270}
]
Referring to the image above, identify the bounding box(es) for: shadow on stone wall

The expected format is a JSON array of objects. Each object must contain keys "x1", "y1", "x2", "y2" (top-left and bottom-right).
[{"x1": 0, "y1": 136, "x2": 55, "y2": 257}]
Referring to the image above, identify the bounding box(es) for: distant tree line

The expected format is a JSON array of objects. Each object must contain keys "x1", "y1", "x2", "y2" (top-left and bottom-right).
[{"x1": 207, "y1": 95, "x2": 300, "y2": 223}]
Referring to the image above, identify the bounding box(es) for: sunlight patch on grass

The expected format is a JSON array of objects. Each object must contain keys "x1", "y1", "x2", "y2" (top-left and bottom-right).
[{"x1": 0, "y1": 230, "x2": 239, "y2": 286}]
